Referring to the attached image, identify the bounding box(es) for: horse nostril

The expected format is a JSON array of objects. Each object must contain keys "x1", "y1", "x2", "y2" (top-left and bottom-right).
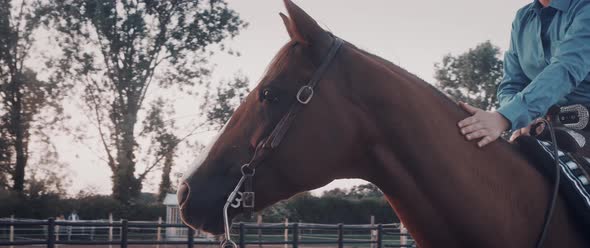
[{"x1": 177, "y1": 182, "x2": 190, "y2": 207}]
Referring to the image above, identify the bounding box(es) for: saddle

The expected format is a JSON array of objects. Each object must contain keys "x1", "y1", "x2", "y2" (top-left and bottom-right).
[{"x1": 515, "y1": 104, "x2": 590, "y2": 233}]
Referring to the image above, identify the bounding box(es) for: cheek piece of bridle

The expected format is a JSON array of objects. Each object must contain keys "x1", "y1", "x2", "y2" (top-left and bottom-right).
[{"x1": 220, "y1": 36, "x2": 344, "y2": 248}]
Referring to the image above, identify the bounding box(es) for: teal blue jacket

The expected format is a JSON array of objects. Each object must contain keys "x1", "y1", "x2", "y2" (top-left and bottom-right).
[{"x1": 496, "y1": 0, "x2": 590, "y2": 130}]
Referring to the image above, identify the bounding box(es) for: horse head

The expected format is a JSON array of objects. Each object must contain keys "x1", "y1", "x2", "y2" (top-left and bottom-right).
[{"x1": 178, "y1": 0, "x2": 372, "y2": 235}]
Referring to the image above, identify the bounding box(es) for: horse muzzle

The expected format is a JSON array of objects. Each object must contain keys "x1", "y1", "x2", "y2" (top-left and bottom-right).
[{"x1": 177, "y1": 182, "x2": 227, "y2": 235}]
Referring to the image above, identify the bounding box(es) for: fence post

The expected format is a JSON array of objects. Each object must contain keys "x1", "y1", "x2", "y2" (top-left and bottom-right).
[
  {"x1": 109, "y1": 214, "x2": 113, "y2": 248},
  {"x1": 55, "y1": 218, "x2": 60, "y2": 246},
  {"x1": 187, "y1": 227, "x2": 194, "y2": 248},
  {"x1": 239, "y1": 223, "x2": 245, "y2": 248},
  {"x1": 67, "y1": 217, "x2": 71, "y2": 241},
  {"x1": 292, "y1": 223, "x2": 298, "y2": 248},
  {"x1": 157, "y1": 217, "x2": 162, "y2": 248},
  {"x1": 337, "y1": 223, "x2": 344, "y2": 248},
  {"x1": 370, "y1": 216, "x2": 376, "y2": 248},
  {"x1": 121, "y1": 219, "x2": 128, "y2": 248},
  {"x1": 283, "y1": 218, "x2": 289, "y2": 248},
  {"x1": 376, "y1": 224, "x2": 383, "y2": 248},
  {"x1": 9, "y1": 215, "x2": 14, "y2": 248},
  {"x1": 48, "y1": 218, "x2": 56, "y2": 248},
  {"x1": 257, "y1": 215, "x2": 262, "y2": 248},
  {"x1": 400, "y1": 222, "x2": 407, "y2": 247}
]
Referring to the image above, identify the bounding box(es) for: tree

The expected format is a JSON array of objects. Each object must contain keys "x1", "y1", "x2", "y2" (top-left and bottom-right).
[
  {"x1": 48, "y1": 0, "x2": 245, "y2": 203},
  {"x1": 141, "y1": 99, "x2": 179, "y2": 202},
  {"x1": 157, "y1": 148, "x2": 175, "y2": 202},
  {"x1": 322, "y1": 188, "x2": 348, "y2": 198},
  {"x1": 0, "y1": 1, "x2": 63, "y2": 192},
  {"x1": 25, "y1": 140, "x2": 71, "y2": 198},
  {"x1": 203, "y1": 74, "x2": 250, "y2": 128},
  {"x1": 434, "y1": 41, "x2": 504, "y2": 111},
  {"x1": 348, "y1": 183, "x2": 383, "y2": 199},
  {"x1": 322, "y1": 183, "x2": 383, "y2": 200}
]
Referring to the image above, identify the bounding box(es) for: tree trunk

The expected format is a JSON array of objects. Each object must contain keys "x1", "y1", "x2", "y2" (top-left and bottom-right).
[
  {"x1": 12, "y1": 131, "x2": 27, "y2": 192},
  {"x1": 158, "y1": 151, "x2": 174, "y2": 202},
  {"x1": 112, "y1": 107, "x2": 141, "y2": 203},
  {"x1": 10, "y1": 75, "x2": 27, "y2": 193}
]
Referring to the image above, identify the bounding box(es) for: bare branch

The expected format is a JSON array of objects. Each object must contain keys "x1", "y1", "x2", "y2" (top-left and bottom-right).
[
  {"x1": 138, "y1": 121, "x2": 208, "y2": 181},
  {"x1": 85, "y1": 75, "x2": 116, "y2": 171}
]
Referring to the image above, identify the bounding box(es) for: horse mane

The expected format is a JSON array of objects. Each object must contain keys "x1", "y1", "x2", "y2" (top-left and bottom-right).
[{"x1": 347, "y1": 41, "x2": 464, "y2": 114}]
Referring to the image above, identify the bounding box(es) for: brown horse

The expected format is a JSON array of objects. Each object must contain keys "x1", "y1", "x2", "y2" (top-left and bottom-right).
[{"x1": 178, "y1": 1, "x2": 588, "y2": 247}]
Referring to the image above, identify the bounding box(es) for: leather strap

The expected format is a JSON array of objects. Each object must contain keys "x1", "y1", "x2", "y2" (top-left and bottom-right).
[
  {"x1": 242, "y1": 36, "x2": 344, "y2": 171},
  {"x1": 234, "y1": 36, "x2": 344, "y2": 217},
  {"x1": 265, "y1": 37, "x2": 344, "y2": 152}
]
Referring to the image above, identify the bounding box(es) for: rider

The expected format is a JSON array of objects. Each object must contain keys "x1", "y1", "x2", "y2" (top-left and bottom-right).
[{"x1": 457, "y1": 0, "x2": 590, "y2": 147}]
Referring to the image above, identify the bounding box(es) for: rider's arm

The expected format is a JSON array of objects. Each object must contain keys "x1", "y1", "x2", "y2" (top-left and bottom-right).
[
  {"x1": 496, "y1": 17, "x2": 530, "y2": 131},
  {"x1": 497, "y1": 3, "x2": 590, "y2": 131}
]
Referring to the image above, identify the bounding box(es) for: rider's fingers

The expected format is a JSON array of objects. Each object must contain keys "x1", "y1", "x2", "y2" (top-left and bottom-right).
[
  {"x1": 478, "y1": 136, "x2": 494, "y2": 148},
  {"x1": 460, "y1": 123, "x2": 483, "y2": 135},
  {"x1": 509, "y1": 129, "x2": 521, "y2": 143},
  {"x1": 459, "y1": 102, "x2": 481, "y2": 115},
  {"x1": 466, "y1": 129, "x2": 488, "y2": 141},
  {"x1": 458, "y1": 116, "x2": 479, "y2": 128}
]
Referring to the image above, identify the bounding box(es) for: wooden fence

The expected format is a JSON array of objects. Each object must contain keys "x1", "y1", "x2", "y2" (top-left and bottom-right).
[{"x1": 0, "y1": 218, "x2": 415, "y2": 247}]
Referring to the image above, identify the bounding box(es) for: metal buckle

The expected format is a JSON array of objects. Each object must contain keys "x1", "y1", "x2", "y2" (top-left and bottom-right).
[
  {"x1": 241, "y1": 164, "x2": 255, "y2": 176},
  {"x1": 297, "y1": 85, "x2": 314, "y2": 104},
  {"x1": 242, "y1": 192, "x2": 255, "y2": 208},
  {"x1": 221, "y1": 239, "x2": 237, "y2": 248},
  {"x1": 559, "y1": 104, "x2": 589, "y2": 130},
  {"x1": 241, "y1": 164, "x2": 255, "y2": 209}
]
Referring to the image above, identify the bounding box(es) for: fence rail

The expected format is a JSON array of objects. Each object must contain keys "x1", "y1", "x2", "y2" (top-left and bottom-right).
[{"x1": 0, "y1": 218, "x2": 415, "y2": 247}]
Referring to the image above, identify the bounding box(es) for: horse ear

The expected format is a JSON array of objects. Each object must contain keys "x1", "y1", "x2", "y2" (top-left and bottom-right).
[
  {"x1": 279, "y1": 13, "x2": 306, "y2": 44},
  {"x1": 283, "y1": 0, "x2": 329, "y2": 45}
]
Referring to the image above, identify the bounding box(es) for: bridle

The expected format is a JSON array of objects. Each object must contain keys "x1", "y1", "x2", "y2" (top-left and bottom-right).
[{"x1": 220, "y1": 36, "x2": 344, "y2": 248}]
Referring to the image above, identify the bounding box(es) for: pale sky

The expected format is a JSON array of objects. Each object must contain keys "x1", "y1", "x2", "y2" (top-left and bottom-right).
[{"x1": 50, "y1": 0, "x2": 532, "y2": 196}]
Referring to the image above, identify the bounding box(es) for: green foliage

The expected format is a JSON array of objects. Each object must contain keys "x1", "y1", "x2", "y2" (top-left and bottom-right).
[
  {"x1": 0, "y1": 189, "x2": 26, "y2": 216},
  {"x1": 0, "y1": 151, "x2": 70, "y2": 217},
  {"x1": 287, "y1": 193, "x2": 396, "y2": 224},
  {"x1": 241, "y1": 184, "x2": 397, "y2": 224},
  {"x1": 142, "y1": 99, "x2": 179, "y2": 202},
  {"x1": 204, "y1": 74, "x2": 250, "y2": 127},
  {"x1": 0, "y1": 188, "x2": 65, "y2": 219},
  {"x1": 46, "y1": 0, "x2": 246, "y2": 203},
  {"x1": 345, "y1": 184, "x2": 383, "y2": 199},
  {"x1": 67, "y1": 194, "x2": 165, "y2": 220},
  {"x1": 435, "y1": 41, "x2": 504, "y2": 111},
  {"x1": 0, "y1": 189, "x2": 165, "y2": 220},
  {"x1": 322, "y1": 184, "x2": 383, "y2": 200},
  {"x1": 1, "y1": 184, "x2": 392, "y2": 223}
]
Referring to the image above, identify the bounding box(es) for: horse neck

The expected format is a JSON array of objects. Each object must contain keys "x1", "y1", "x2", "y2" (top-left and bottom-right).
[{"x1": 340, "y1": 47, "x2": 584, "y2": 247}]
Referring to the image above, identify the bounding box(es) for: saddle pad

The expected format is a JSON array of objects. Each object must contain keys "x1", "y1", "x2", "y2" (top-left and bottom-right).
[{"x1": 516, "y1": 136, "x2": 590, "y2": 232}]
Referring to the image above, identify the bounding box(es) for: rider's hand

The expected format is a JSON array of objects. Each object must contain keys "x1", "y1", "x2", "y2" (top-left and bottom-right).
[
  {"x1": 508, "y1": 118, "x2": 546, "y2": 143},
  {"x1": 457, "y1": 101, "x2": 510, "y2": 148}
]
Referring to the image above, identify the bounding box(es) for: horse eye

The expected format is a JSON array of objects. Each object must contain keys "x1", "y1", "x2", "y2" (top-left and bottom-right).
[{"x1": 261, "y1": 88, "x2": 279, "y2": 102}]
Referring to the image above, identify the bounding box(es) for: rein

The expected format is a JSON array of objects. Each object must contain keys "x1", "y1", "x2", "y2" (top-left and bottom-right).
[
  {"x1": 220, "y1": 37, "x2": 344, "y2": 248},
  {"x1": 532, "y1": 119, "x2": 561, "y2": 248}
]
